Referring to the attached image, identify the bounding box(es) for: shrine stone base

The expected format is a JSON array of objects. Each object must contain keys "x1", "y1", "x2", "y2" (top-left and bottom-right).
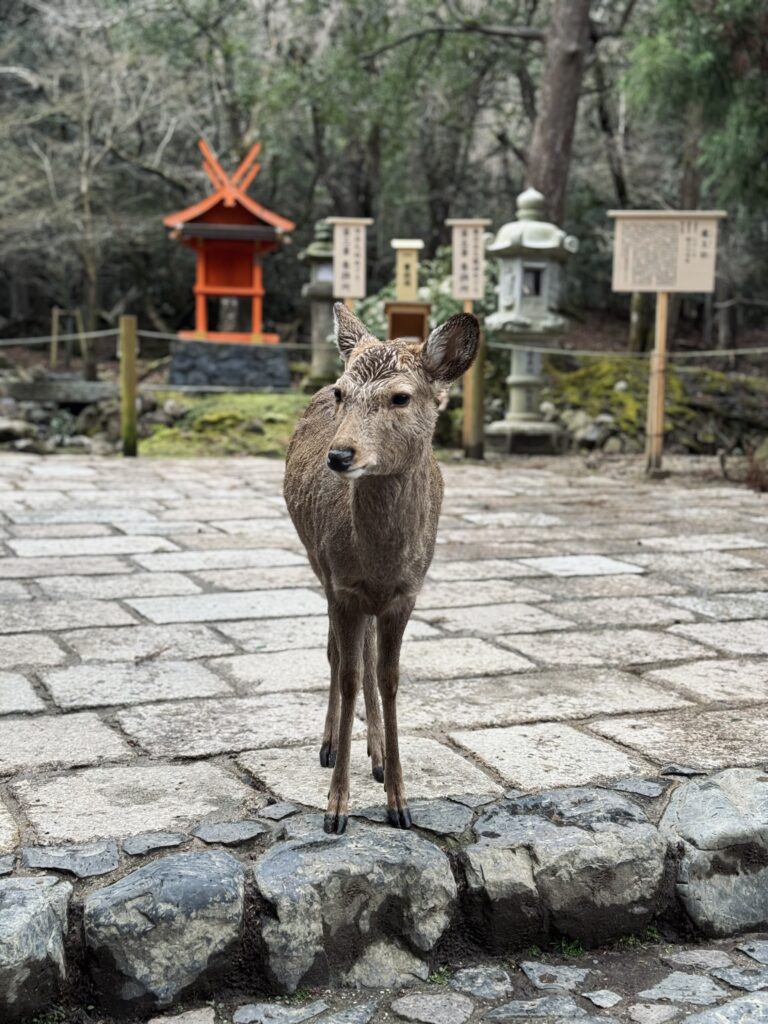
[
  {"x1": 169, "y1": 340, "x2": 291, "y2": 390},
  {"x1": 486, "y1": 417, "x2": 565, "y2": 454}
]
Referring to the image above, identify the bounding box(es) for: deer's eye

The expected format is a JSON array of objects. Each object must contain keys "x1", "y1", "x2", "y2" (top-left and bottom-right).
[
  {"x1": 392, "y1": 393, "x2": 411, "y2": 407},
  {"x1": 333, "y1": 387, "x2": 342, "y2": 403}
]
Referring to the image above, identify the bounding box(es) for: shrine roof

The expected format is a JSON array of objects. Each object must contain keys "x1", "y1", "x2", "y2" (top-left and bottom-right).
[{"x1": 163, "y1": 139, "x2": 295, "y2": 234}]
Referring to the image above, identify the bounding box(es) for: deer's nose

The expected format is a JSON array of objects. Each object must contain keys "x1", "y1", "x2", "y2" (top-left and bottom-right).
[{"x1": 327, "y1": 448, "x2": 355, "y2": 472}]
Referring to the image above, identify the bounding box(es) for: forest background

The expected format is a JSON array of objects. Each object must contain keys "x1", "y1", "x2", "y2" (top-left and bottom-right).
[{"x1": 1, "y1": 0, "x2": 766, "y2": 350}]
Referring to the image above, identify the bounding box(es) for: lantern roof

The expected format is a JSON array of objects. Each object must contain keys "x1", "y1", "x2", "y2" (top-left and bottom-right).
[
  {"x1": 163, "y1": 139, "x2": 295, "y2": 234},
  {"x1": 487, "y1": 188, "x2": 578, "y2": 261}
]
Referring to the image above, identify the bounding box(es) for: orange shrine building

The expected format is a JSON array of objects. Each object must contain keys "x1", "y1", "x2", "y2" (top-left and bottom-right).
[{"x1": 164, "y1": 140, "x2": 295, "y2": 344}]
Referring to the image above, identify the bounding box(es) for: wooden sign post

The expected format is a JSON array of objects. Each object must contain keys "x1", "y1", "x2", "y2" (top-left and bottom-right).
[
  {"x1": 386, "y1": 240, "x2": 431, "y2": 342},
  {"x1": 446, "y1": 218, "x2": 491, "y2": 459},
  {"x1": 609, "y1": 210, "x2": 726, "y2": 474},
  {"x1": 326, "y1": 217, "x2": 373, "y2": 311}
]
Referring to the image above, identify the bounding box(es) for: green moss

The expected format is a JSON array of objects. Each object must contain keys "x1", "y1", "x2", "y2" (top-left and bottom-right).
[{"x1": 141, "y1": 392, "x2": 310, "y2": 458}]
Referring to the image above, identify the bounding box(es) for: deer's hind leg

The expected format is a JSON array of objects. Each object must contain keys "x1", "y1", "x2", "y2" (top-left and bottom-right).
[
  {"x1": 320, "y1": 620, "x2": 340, "y2": 768},
  {"x1": 362, "y1": 617, "x2": 385, "y2": 783},
  {"x1": 377, "y1": 600, "x2": 414, "y2": 830}
]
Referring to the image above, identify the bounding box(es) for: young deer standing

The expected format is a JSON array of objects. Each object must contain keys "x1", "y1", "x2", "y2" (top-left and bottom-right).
[{"x1": 284, "y1": 303, "x2": 479, "y2": 834}]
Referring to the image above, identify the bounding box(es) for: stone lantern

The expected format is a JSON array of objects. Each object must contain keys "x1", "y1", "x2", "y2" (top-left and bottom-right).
[
  {"x1": 485, "y1": 188, "x2": 578, "y2": 452},
  {"x1": 300, "y1": 220, "x2": 339, "y2": 390}
]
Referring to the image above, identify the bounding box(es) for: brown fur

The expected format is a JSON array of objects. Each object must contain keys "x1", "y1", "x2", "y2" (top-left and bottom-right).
[{"x1": 284, "y1": 303, "x2": 479, "y2": 833}]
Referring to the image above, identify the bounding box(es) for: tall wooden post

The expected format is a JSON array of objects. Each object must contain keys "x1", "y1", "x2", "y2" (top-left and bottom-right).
[
  {"x1": 119, "y1": 315, "x2": 138, "y2": 458},
  {"x1": 645, "y1": 291, "x2": 669, "y2": 474},
  {"x1": 461, "y1": 299, "x2": 485, "y2": 459},
  {"x1": 50, "y1": 307, "x2": 61, "y2": 370}
]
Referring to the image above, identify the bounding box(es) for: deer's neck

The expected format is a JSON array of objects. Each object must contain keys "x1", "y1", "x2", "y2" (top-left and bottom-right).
[{"x1": 350, "y1": 453, "x2": 436, "y2": 554}]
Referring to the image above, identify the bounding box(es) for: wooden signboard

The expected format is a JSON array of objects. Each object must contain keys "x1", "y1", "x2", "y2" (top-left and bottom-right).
[
  {"x1": 326, "y1": 217, "x2": 373, "y2": 301},
  {"x1": 608, "y1": 210, "x2": 727, "y2": 474},
  {"x1": 392, "y1": 239, "x2": 424, "y2": 302},
  {"x1": 609, "y1": 211, "x2": 726, "y2": 294},
  {"x1": 446, "y1": 218, "x2": 491, "y2": 301}
]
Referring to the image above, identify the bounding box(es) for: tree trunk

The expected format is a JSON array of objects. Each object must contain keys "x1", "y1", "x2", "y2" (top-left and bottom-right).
[
  {"x1": 669, "y1": 103, "x2": 702, "y2": 345},
  {"x1": 526, "y1": 0, "x2": 592, "y2": 224}
]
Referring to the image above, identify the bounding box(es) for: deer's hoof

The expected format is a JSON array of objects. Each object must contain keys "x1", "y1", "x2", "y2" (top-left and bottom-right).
[
  {"x1": 387, "y1": 806, "x2": 412, "y2": 830},
  {"x1": 372, "y1": 765, "x2": 385, "y2": 784},
  {"x1": 319, "y1": 743, "x2": 336, "y2": 768},
  {"x1": 323, "y1": 812, "x2": 348, "y2": 835}
]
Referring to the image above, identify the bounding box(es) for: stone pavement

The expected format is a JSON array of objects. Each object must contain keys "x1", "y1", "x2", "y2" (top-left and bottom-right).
[
  {"x1": 0, "y1": 452, "x2": 766, "y2": 849},
  {"x1": 0, "y1": 452, "x2": 767, "y2": 1021}
]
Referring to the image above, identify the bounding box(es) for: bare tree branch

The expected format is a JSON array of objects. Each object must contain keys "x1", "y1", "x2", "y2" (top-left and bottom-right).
[{"x1": 362, "y1": 22, "x2": 544, "y2": 61}]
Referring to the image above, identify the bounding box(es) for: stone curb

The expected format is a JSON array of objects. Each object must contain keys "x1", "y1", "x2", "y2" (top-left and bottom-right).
[{"x1": 1, "y1": 767, "x2": 767, "y2": 1021}]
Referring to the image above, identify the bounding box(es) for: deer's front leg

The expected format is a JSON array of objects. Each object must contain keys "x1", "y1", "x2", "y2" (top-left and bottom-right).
[
  {"x1": 377, "y1": 602, "x2": 413, "y2": 830},
  {"x1": 320, "y1": 624, "x2": 339, "y2": 768},
  {"x1": 362, "y1": 618, "x2": 385, "y2": 783},
  {"x1": 324, "y1": 601, "x2": 365, "y2": 835}
]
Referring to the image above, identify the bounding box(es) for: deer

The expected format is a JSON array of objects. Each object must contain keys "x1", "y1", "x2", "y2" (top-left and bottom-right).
[{"x1": 283, "y1": 302, "x2": 479, "y2": 834}]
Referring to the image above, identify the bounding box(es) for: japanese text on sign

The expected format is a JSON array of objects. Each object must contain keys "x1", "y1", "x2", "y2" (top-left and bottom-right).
[
  {"x1": 327, "y1": 217, "x2": 373, "y2": 299},
  {"x1": 609, "y1": 211, "x2": 726, "y2": 294},
  {"x1": 446, "y1": 219, "x2": 491, "y2": 300}
]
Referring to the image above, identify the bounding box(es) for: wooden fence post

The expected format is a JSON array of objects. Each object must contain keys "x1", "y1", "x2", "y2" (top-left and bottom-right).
[
  {"x1": 461, "y1": 298, "x2": 485, "y2": 459},
  {"x1": 645, "y1": 291, "x2": 669, "y2": 474},
  {"x1": 119, "y1": 315, "x2": 138, "y2": 457},
  {"x1": 50, "y1": 307, "x2": 61, "y2": 370}
]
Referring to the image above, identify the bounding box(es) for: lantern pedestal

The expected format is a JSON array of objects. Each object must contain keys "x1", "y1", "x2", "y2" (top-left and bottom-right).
[{"x1": 300, "y1": 221, "x2": 338, "y2": 391}]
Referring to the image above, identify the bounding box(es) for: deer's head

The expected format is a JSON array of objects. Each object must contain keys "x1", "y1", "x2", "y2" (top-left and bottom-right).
[{"x1": 326, "y1": 303, "x2": 479, "y2": 478}]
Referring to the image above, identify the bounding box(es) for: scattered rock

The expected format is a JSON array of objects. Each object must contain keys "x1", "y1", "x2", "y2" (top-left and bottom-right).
[
  {"x1": 485, "y1": 994, "x2": 587, "y2": 1019},
  {"x1": 148, "y1": 1010, "x2": 215, "y2": 1024},
  {"x1": 681, "y1": 991, "x2": 768, "y2": 1022},
  {"x1": 449, "y1": 793, "x2": 497, "y2": 809},
  {"x1": 259, "y1": 802, "x2": 298, "y2": 822},
  {"x1": 629, "y1": 1005, "x2": 682, "y2": 1024},
  {"x1": 638, "y1": 972, "x2": 729, "y2": 1006},
  {"x1": 192, "y1": 819, "x2": 270, "y2": 845},
  {"x1": 21, "y1": 840, "x2": 119, "y2": 878},
  {"x1": 163, "y1": 399, "x2": 191, "y2": 420},
  {"x1": 321, "y1": 1004, "x2": 377, "y2": 1024},
  {"x1": 0, "y1": 854, "x2": 13, "y2": 875},
  {"x1": 408, "y1": 798, "x2": 474, "y2": 836},
  {"x1": 586, "y1": 989, "x2": 623, "y2": 1008},
  {"x1": 450, "y1": 965, "x2": 513, "y2": 1000},
  {"x1": 123, "y1": 831, "x2": 188, "y2": 856},
  {"x1": 233, "y1": 1000, "x2": 328, "y2": 1024},
  {"x1": 0, "y1": 876, "x2": 72, "y2": 1022},
  {"x1": 520, "y1": 960, "x2": 590, "y2": 991},
  {"x1": 84, "y1": 850, "x2": 244, "y2": 1013},
  {"x1": 344, "y1": 939, "x2": 429, "y2": 989},
  {"x1": 0, "y1": 417, "x2": 37, "y2": 442},
  {"x1": 390, "y1": 991, "x2": 474, "y2": 1024},
  {"x1": 463, "y1": 788, "x2": 666, "y2": 948},
  {"x1": 712, "y1": 967, "x2": 768, "y2": 992},
  {"x1": 663, "y1": 951, "x2": 733, "y2": 970},
  {"x1": 662, "y1": 765, "x2": 708, "y2": 778},
  {"x1": 740, "y1": 942, "x2": 768, "y2": 966},
  {"x1": 660, "y1": 769, "x2": 768, "y2": 937},
  {"x1": 611, "y1": 778, "x2": 668, "y2": 799},
  {"x1": 253, "y1": 828, "x2": 456, "y2": 993}
]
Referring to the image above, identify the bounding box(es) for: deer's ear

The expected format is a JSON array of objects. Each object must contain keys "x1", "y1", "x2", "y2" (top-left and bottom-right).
[
  {"x1": 333, "y1": 302, "x2": 370, "y2": 362},
  {"x1": 421, "y1": 313, "x2": 480, "y2": 383}
]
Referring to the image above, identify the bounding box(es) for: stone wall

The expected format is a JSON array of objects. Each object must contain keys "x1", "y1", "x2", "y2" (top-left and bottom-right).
[{"x1": 169, "y1": 341, "x2": 291, "y2": 390}]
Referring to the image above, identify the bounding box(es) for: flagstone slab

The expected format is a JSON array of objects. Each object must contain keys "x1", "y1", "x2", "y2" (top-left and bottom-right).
[
  {"x1": 214, "y1": 649, "x2": 329, "y2": 694},
  {"x1": 499, "y1": 629, "x2": 713, "y2": 667},
  {"x1": 0, "y1": 555, "x2": 133, "y2": 579},
  {"x1": 548, "y1": 597, "x2": 696, "y2": 627},
  {"x1": 11, "y1": 762, "x2": 257, "y2": 843},
  {"x1": 0, "y1": 803, "x2": 19, "y2": 852},
  {"x1": 664, "y1": 592, "x2": 768, "y2": 621},
  {"x1": 397, "y1": 669, "x2": 689, "y2": 731},
  {"x1": 669, "y1": 620, "x2": 768, "y2": 655},
  {"x1": 194, "y1": 566, "x2": 319, "y2": 591},
  {"x1": 0, "y1": 673, "x2": 45, "y2": 714},
  {"x1": 127, "y1": 588, "x2": 326, "y2": 624},
  {"x1": 117, "y1": 692, "x2": 348, "y2": 758},
  {"x1": 42, "y1": 661, "x2": 232, "y2": 709},
  {"x1": 0, "y1": 712, "x2": 130, "y2": 775},
  {"x1": 402, "y1": 637, "x2": 535, "y2": 678},
  {"x1": 134, "y1": 548, "x2": 305, "y2": 572},
  {"x1": 515, "y1": 555, "x2": 646, "y2": 577},
  {"x1": 420, "y1": 602, "x2": 574, "y2": 635},
  {"x1": 0, "y1": 600, "x2": 134, "y2": 634},
  {"x1": 426, "y1": 559, "x2": 541, "y2": 581},
  {"x1": 62, "y1": 623, "x2": 236, "y2": 662},
  {"x1": 591, "y1": 708, "x2": 768, "y2": 770},
  {"x1": 525, "y1": 574, "x2": 687, "y2": 599},
  {"x1": 645, "y1": 660, "x2": 768, "y2": 704},
  {"x1": 239, "y1": 736, "x2": 500, "y2": 809},
  {"x1": 37, "y1": 572, "x2": 202, "y2": 600},
  {"x1": 416, "y1": 580, "x2": 550, "y2": 609},
  {"x1": 6, "y1": 535, "x2": 177, "y2": 558},
  {"x1": 451, "y1": 722, "x2": 651, "y2": 789},
  {"x1": 0, "y1": 634, "x2": 66, "y2": 667},
  {"x1": 637, "y1": 534, "x2": 766, "y2": 552}
]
